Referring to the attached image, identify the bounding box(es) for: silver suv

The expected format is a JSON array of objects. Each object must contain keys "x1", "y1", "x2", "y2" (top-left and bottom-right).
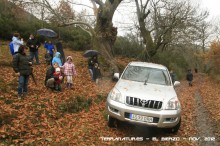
[{"x1": 106, "y1": 62, "x2": 181, "y2": 133}]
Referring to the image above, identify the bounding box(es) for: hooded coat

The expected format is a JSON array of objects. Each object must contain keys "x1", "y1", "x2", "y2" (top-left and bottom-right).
[
  {"x1": 61, "y1": 56, "x2": 77, "y2": 76},
  {"x1": 52, "y1": 52, "x2": 62, "y2": 67},
  {"x1": 12, "y1": 36, "x2": 24, "y2": 53}
]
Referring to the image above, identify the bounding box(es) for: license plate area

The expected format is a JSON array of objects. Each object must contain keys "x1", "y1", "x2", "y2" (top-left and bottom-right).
[{"x1": 129, "y1": 113, "x2": 153, "y2": 123}]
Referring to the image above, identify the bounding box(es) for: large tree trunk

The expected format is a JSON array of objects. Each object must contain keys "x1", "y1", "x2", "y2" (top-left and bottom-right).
[
  {"x1": 139, "y1": 19, "x2": 157, "y2": 61},
  {"x1": 94, "y1": 25, "x2": 119, "y2": 73},
  {"x1": 135, "y1": 0, "x2": 156, "y2": 61},
  {"x1": 92, "y1": 0, "x2": 122, "y2": 73}
]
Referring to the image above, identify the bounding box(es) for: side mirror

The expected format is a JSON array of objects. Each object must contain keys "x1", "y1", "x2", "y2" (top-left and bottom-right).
[
  {"x1": 112, "y1": 73, "x2": 120, "y2": 81},
  {"x1": 173, "y1": 81, "x2": 180, "y2": 87}
]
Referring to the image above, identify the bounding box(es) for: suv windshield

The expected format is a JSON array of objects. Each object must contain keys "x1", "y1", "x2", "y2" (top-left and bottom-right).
[{"x1": 121, "y1": 65, "x2": 171, "y2": 85}]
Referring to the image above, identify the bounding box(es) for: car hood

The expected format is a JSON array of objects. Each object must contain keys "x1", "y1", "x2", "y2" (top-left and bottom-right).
[{"x1": 115, "y1": 79, "x2": 177, "y2": 102}]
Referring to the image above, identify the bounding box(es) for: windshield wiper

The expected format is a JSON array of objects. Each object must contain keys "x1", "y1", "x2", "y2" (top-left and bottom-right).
[{"x1": 144, "y1": 72, "x2": 150, "y2": 85}]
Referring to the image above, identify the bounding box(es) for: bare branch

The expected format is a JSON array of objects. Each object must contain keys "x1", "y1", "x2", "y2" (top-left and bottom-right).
[
  {"x1": 91, "y1": 0, "x2": 104, "y2": 7},
  {"x1": 143, "y1": 0, "x2": 150, "y2": 14},
  {"x1": 66, "y1": 0, "x2": 94, "y2": 9},
  {"x1": 90, "y1": 0, "x2": 98, "y2": 16},
  {"x1": 143, "y1": 9, "x2": 150, "y2": 19},
  {"x1": 58, "y1": 21, "x2": 95, "y2": 36}
]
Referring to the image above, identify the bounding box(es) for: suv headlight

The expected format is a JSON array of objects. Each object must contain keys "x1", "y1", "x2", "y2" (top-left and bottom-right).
[
  {"x1": 109, "y1": 88, "x2": 124, "y2": 103},
  {"x1": 165, "y1": 97, "x2": 181, "y2": 110}
]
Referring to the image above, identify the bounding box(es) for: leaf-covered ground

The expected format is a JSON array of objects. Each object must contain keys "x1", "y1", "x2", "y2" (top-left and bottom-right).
[
  {"x1": 199, "y1": 75, "x2": 220, "y2": 140},
  {"x1": 0, "y1": 41, "x2": 219, "y2": 145}
]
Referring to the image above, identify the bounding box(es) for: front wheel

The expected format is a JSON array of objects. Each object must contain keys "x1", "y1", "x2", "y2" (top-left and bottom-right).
[
  {"x1": 164, "y1": 118, "x2": 181, "y2": 133},
  {"x1": 107, "y1": 115, "x2": 117, "y2": 128}
]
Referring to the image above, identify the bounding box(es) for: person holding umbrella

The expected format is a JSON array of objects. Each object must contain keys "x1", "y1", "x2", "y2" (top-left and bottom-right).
[
  {"x1": 26, "y1": 34, "x2": 41, "y2": 64},
  {"x1": 83, "y1": 50, "x2": 99, "y2": 80},
  {"x1": 88, "y1": 55, "x2": 98, "y2": 80}
]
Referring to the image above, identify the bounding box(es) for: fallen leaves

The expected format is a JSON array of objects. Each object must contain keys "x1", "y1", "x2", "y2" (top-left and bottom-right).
[{"x1": 0, "y1": 41, "x2": 219, "y2": 145}]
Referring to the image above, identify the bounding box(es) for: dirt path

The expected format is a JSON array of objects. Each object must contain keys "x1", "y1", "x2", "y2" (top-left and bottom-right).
[{"x1": 194, "y1": 74, "x2": 220, "y2": 146}]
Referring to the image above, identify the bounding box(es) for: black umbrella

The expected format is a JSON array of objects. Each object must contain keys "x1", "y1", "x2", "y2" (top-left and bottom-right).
[
  {"x1": 37, "y1": 28, "x2": 57, "y2": 37},
  {"x1": 83, "y1": 50, "x2": 99, "y2": 58}
]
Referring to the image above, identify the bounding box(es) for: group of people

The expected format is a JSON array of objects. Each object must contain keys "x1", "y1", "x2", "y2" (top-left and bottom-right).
[
  {"x1": 44, "y1": 39, "x2": 65, "y2": 66},
  {"x1": 11, "y1": 32, "x2": 101, "y2": 99},
  {"x1": 44, "y1": 55, "x2": 77, "y2": 91},
  {"x1": 10, "y1": 33, "x2": 41, "y2": 64},
  {"x1": 170, "y1": 69, "x2": 194, "y2": 86},
  {"x1": 10, "y1": 32, "x2": 78, "y2": 99}
]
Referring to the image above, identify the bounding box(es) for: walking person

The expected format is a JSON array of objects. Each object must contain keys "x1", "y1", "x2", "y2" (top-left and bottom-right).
[
  {"x1": 93, "y1": 63, "x2": 101, "y2": 84},
  {"x1": 12, "y1": 45, "x2": 32, "y2": 99},
  {"x1": 12, "y1": 32, "x2": 24, "y2": 54},
  {"x1": 170, "y1": 70, "x2": 176, "y2": 84},
  {"x1": 186, "y1": 69, "x2": 193, "y2": 86},
  {"x1": 61, "y1": 56, "x2": 77, "y2": 89},
  {"x1": 26, "y1": 34, "x2": 41, "y2": 64}
]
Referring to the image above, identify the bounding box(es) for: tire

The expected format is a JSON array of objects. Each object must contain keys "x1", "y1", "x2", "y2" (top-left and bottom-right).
[
  {"x1": 164, "y1": 118, "x2": 181, "y2": 133},
  {"x1": 108, "y1": 115, "x2": 117, "y2": 128}
]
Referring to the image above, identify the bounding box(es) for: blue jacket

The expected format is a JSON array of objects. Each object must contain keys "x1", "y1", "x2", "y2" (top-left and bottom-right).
[
  {"x1": 46, "y1": 43, "x2": 55, "y2": 55},
  {"x1": 52, "y1": 52, "x2": 62, "y2": 67},
  {"x1": 9, "y1": 41, "x2": 15, "y2": 55},
  {"x1": 44, "y1": 43, "x2": 48, "y2": 49}
]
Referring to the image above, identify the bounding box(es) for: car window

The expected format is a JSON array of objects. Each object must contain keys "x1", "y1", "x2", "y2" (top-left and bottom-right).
[{"x1": 121, "y1": 65, "x2": 171, "y2": 85}]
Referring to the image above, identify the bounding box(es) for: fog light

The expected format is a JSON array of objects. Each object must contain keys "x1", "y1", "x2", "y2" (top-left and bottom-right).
[
  {"x1": 109, "y1": 106, "x2": 119, "y2": 113},
  {"x1": 165, "y1": 117, "x2": 177, "y2": 122}
]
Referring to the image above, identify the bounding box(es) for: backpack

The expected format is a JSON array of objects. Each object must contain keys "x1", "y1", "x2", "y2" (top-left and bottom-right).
[{"x1": 9, "y1": 41, "x2": 14, "y2": 55}]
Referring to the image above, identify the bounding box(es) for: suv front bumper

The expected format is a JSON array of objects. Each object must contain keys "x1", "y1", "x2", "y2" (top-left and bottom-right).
[{"x1": 106, "y1": 97, "x2": 181, "y2": 128}]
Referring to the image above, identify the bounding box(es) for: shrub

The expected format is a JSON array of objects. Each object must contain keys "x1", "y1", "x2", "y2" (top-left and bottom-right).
[
  {"x1": 203, "y1": 41, "x2": 220, "y2": 82},
  {"x1": 59, "y1": 96, "x2": 92, "y2": 114},
  {"x1": 113, "y1": 35, "x2": 143, "y2": 58},
  {"x1": 152, "y1": 50, "x2": 190, "y2": 80}
]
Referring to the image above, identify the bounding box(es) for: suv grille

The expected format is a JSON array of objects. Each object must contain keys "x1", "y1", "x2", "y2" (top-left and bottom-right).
[{"x1": 126, "y1": 96, "x2": 163, "y2": 109}]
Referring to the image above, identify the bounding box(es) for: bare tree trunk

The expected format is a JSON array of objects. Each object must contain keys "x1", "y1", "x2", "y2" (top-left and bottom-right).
[
  {"x1": 93, "y1": 34, "x2": 119, "y2": 73},
  {"x1": 91, "y1": 0, "x2": 122, "y2": 73}
]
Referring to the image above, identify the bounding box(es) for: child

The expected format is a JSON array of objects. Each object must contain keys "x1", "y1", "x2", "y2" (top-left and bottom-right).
[
  {"x1": 61, "y1": 56, "x2": 77, "y2": 89},
  {"x1": 53, "y1": 67, "x2": 62, "y2": 91},
  {"x1": 93, "y1": 63, "x2": 101, "y2": 84},
  {"x1": 52, "y1": 52, "x2": 62, "y2": 67},
  {"x1": 44, "y1": 50, "x2": 52, "y2": 65},
  {"x1": 45, "y1": 40, "x2": 55, "y2": 56}
]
